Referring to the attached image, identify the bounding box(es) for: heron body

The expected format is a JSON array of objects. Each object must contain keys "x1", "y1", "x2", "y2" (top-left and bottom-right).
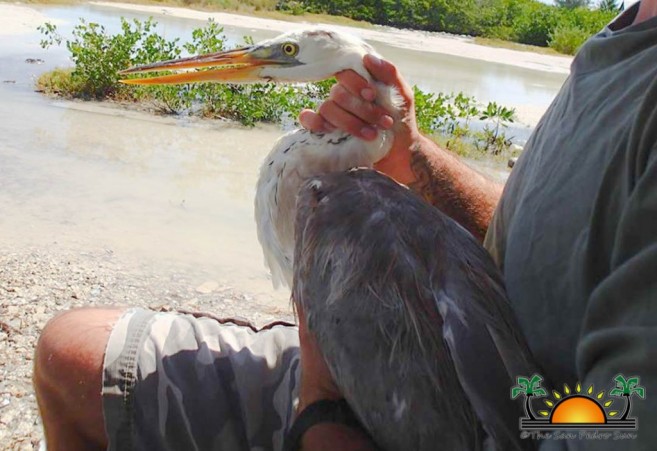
[
  {"x1": 121, "y1": 28, "x2": 539, "y2": 450},
  {"x1": 295, "y1": 169, "x2": 538, "y2": 450}
]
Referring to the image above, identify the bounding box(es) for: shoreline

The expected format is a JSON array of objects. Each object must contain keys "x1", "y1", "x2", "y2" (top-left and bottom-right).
[
  {"x1": 0, "y1": 3, "x2": 562, "y2": 448},
  {"x1": 1, "y1": 1, "x2": 571, "y2": 75},
  {"x1": 0, "y1": 244, "x2": 293, "y2": 449},
  {"x1": 2, "y1": 2, "x2": 567, "y2": 125},
  {"x1": 93, "y1": 1, "x2": 572, "y2": 75}
]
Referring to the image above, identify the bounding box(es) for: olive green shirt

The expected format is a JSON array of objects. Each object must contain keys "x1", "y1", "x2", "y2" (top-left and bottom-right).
[{"x1": 485, "y1": 3, "x2": 657, "y2": 449}]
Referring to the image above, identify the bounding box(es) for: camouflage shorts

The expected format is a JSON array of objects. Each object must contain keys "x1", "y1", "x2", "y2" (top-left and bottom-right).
[{"x1": 101, "y1": 308, "x2": 300, "y2": 451}]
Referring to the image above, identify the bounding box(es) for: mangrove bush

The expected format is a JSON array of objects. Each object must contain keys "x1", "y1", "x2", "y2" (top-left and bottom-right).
[
  {"x1": 277, "y1": 0, "x2": 619, "y2": 54},
  {"x1": 37, "y1": 18, "x2": 518, "y2": 157}
]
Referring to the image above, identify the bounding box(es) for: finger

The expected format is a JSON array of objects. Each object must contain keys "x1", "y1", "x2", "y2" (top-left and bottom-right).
[
  {"x1": 329, "y1": 83, "x2": 391, "y2": 128},
  {"x1": 363, "y1": 55, "x2": 399, "y2": 86},
  {"x1": 298, "y1": 109, "x2": 335, "y2": 133},
  {"x1": 318, "y1": 100, "x2": 378, "y2": 141},
  {"x1": 335, "y1": 70, "x2": 375, "y2": 101},
  {"x1": 364, "y1": 55, "x2": 414, "y2": 110}
]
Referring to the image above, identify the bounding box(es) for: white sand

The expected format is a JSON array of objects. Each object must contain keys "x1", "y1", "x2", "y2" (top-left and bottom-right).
[
  {"x1": 2, "y1": 2, "x2": 566, "y2": 124},
  {"x1": 0, "y1": 1, "x2": 572, "y2": 79},
  {"x1": 0, "y1": 3, "x2": 61, "y2": 36},
  {"x1": 94, "y1": 1, "x2": 572, "y2": 75}
]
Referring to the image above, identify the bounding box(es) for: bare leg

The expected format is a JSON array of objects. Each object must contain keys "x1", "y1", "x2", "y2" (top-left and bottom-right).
[{"x1": 33, "y1": 307, "x2": 126, "y2": 451}]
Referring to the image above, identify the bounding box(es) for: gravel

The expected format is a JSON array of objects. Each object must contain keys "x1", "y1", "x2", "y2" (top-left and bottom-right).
[{"x1": 0, "y1": 245, "x2": 294, "y2": 450}]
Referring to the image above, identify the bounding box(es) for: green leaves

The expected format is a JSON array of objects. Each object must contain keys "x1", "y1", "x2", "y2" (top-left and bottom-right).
[
  {"x1": 411, "y1": 88, "x2": 517, "y2": 157},
  {"x1": 511, "y1": 374, "x2": 547, "y2": 398},
  {"x1": 479, "y1": 102, "x2": 515, "y2": 122},
  {"x1": 36, "y1": 17, "x2": 322, "y2": 118},
  {"x1": 610, "y1": 375, "x2": 646, "y2": 399},
  {"x1": 183, "y1": 19, "x2": 226, "y2": 55},
  {"x1": 597, "y1": 0, "x2": 620, "y2": 12},
  {"x1": 281, "y1": 0, "x2": 615, "y2": 54},
  {"x1": 511, "y1": 386, "x2": 526, "y2": 399},
  {"x1": 37, "y1": 22, "x2": 62, "y2": 49},
  {"x1": 555, "y1": 0, "x2": 591, "y2": 9},
  {"x1": 37, "y1": 16, "x2": 517, "y2": 159}
]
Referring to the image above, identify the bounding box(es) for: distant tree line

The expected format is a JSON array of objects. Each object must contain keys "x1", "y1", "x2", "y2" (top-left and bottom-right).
[{"x1": 277, "y1": 0, "x2": 622, "y2": 54}]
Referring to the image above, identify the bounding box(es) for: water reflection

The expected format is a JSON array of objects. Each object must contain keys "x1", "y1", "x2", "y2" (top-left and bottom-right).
[
  {"x1": 1, "y1": 3, "x2": 567, "y2": 308},
  {"x1": 31, "y1": 2, "x2": 567, "y2": 121}
]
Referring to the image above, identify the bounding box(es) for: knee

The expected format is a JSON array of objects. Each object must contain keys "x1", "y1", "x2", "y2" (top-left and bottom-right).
[
  {"x1": 33, "y1": 307, "x2": 124, "y2": 398},
  {"x1": 34, "y1": 308, "x2": 124, "y2": 448}
]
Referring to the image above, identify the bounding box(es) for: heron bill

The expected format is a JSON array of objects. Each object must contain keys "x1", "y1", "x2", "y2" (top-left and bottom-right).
[{"x1": 119, "y1": 46, "x2": 278, "y2": 85}]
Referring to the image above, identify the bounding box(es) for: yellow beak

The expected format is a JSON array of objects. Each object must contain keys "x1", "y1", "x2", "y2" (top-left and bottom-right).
[{"x1": 119, "y1": 47, "x2": 274, "y2": 85}]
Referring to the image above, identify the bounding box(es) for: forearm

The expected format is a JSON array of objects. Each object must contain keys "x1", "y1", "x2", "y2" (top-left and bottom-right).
[
  {"x1": 380, "y1": 135, "x2": 503, "y2": 242},
  {"x1": 298, "y1": 57, "x2": 502, "y2": 241}
]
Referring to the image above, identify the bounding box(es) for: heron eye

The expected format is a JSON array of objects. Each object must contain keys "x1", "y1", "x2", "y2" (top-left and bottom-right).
[{"x1": 282, "y1": 43, "x2": 299, "y2": 57}]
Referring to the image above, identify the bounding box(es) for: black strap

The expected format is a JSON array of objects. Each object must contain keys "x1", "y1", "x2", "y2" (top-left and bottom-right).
[{"x1": 283, "y1": 399, "x2": 364, "y2": 451}]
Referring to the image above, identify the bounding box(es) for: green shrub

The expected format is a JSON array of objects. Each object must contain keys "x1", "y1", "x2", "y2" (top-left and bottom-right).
[
  {"x1": 277, "y1": 1, "x2": 306, "y2": 15},
  {"x1": 39, "y1": 18, "x2": 181, "y2": 99},
  {"x1": 558, "y1": 7, "x2": 615, "y2": 34},
  {"x1": 512, "y1": 2, "x2": 561, "y2": 46},
  {"x1": 35, "y1": 68, "x2": 82, "y2": 96},
  {"x1": 275, "y1": 0, "x2": 612, "y2": 52},
  {"x1": 37, "y1": 17, "x2": 516, "y2": 158},
  {"x1": 548, "y1": 23, "x2": 590, "y2": 54},
  {"x1": 554, "y1": 0, "x2": 590, "y2": 9}
]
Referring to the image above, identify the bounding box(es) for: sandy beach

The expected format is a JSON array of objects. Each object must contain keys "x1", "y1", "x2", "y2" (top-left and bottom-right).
[
  {"x1": 0, "y1": 245, "x2": 293, "y2": 449},
  {"x1": 0, "y1": 3, "x2": 57, "y2": 36},
  {"x1": 95, "y1": 1, "x2": 573, "y2": 75},
  {"x1": 0, "y1": 3, "x2": 569, "y2": 449}
]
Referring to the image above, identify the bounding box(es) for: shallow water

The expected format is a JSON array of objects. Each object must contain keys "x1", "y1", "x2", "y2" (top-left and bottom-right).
[
  {"x1": 0, "y1": 4, "x2": 566, "y2": 309},
  {"x1": 33, "y1": 2, "x2": 567, "y2": 130}
]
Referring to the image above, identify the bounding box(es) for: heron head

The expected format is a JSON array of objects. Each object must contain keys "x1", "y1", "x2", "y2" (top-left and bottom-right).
[{"x1": 120, "y1": 28, "x2": 375, "y2": 85}]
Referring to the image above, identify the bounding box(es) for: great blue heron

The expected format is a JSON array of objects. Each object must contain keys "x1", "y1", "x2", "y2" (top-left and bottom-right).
[
  {"x1": 121, "y1": 28, "x2": 401, "y2": 288},
  {"x1": 121, "y1": 28, "x2": 538, "y2": 450}
]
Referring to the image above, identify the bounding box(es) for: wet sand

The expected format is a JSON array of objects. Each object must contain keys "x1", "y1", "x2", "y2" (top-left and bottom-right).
[
  {"x1": 0, "y1": 3, "x2": 565, "y2": 448},
  {"x1": 95, "y1": 1, "x2": 573, "y2": 75}
]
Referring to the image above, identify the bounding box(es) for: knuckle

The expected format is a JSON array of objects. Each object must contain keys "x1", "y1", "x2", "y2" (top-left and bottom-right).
[
  {"x1": 318, "y1": 101, "x2": 337, "y2": 119},
  {"x1": 355, "y1": 102, "x2": 379, "y2": 124},
  {"x1": 301, "y1": 113, "x2": 320, "y2": 131},
  {"x1": 329, "y1": 83, "x2": 342, "y2": 98},
  {"x1": 345, "y1": 72, "x2": 365, "y2": 90},
  {"x1": 388, "y1": 62, "x2": 398, "y2": 76},
  {"x1": 332, "y1": 86, "x2": 352, "y2": 106}
]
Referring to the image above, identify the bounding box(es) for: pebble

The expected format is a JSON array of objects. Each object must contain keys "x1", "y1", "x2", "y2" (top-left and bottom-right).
[
  {"x1": 0, "y1": 246, "x2": 293, "y2": 448},
  {"x1": 195, "y1": 280, "x2": 219, "y2": 294}
]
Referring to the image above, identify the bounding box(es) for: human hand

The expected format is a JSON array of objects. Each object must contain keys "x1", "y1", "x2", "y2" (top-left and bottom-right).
[
  {"x1": 298, "y1": 55, "x2": 421, "y2": 185},
  {"x1": 296, "y1": 305, "x2": 342, "y2": 413}
]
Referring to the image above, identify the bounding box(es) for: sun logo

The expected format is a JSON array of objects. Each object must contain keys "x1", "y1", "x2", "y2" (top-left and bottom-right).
[{"x1": 512, "y1": 374, "x2": 645, "y2": 431}]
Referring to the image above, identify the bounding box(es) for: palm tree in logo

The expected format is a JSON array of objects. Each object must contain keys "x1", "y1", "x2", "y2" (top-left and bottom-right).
[
  {"x1": 511, "y1": 374, "x2": 547, "y2": 420},
  {"x1": 610, "y1": 375, "x2": 645, "y2": 420}
]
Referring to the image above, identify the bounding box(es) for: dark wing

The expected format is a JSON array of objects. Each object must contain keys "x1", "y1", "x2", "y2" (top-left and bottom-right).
[
  {"x1": 293, "y1": 169, "x2": 540, "y2": 450},
  {"x1": 437, "y1": 221, "x2": 541, "y2": 450}
]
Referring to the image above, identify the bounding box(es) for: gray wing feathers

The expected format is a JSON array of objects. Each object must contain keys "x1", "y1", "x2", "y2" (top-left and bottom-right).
[
  {"x1": 438, "y1": 287, "x2": 536, "y2": 450},
  {"x1": 293, "y1": 169, "x2": 539, "y2": 450}
]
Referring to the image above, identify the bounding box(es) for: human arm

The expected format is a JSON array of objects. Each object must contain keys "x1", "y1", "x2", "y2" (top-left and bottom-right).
[{"x1": 299, "y1": 55, "x2": 502, "y2": 242}]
